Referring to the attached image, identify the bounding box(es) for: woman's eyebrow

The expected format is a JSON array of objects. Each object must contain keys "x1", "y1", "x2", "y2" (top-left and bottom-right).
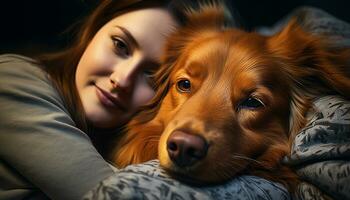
[{"x1": 115, "y1": 25, "x2": 139, "y2": 48}]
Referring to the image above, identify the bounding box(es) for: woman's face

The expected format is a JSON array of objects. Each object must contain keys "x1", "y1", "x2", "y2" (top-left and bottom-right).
[{"x1": 76, "y1": 8, "x2": 178, "y2": 128}]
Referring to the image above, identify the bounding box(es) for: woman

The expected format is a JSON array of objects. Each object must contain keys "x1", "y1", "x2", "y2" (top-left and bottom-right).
[{"x1": 0, "y1": 0, "x2": 183, "y2": 199}]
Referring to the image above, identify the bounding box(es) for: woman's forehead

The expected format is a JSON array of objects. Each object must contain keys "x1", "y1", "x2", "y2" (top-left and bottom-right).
[
  {"x1": 107, "y1": 8, "x2": 178, "y2": 39},
  {"x1": 106, "y1": 8, "x2": 178, "y2": 61}
]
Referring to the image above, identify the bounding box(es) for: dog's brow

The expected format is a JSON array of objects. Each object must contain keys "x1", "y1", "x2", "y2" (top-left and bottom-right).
[{"x1": 185, "y1": 61, "x2": 207, "y2": 78}]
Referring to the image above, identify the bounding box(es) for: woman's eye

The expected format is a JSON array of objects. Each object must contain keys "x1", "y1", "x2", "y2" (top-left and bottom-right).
[
  {"x1": 176, "y1": 79, "x2": 191, "y2": 93},
  {"x1": 112, "y1": 37, "x2": 130, "y2": 56},
  {"x1": 143, "y1": 70, "x2": 155, "y2": 83},
  {"x1": 143, "y1": 69, "x2": 154, "y2": 77},
  {"x1": 238, "y1": 97, "x2": 265, "y2": 110}
]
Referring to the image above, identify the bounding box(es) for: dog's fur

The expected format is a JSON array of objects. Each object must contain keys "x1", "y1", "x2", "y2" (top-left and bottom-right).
[{"x1": 109, "y1": 4, "x2": 350, "y2": 192}]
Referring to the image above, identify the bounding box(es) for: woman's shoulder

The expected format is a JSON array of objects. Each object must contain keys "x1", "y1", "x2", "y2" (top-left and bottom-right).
[
  {"x1": 0, "y1": 53, "x2": 53, "y2": 92},
  {"x1": 0, "y1": 53, "x2": 64, "y2": 110},
  {"x1": 0, "y1": 53, "x2": 35, "y2": 62},
  {"x1": 0, "y1": 54, "x2": 46, "y2": 78}
]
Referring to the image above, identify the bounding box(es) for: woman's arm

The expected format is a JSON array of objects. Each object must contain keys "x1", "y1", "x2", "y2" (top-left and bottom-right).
[{"x1": 0, "y1": 54, "x2": 114, "y2": 200}]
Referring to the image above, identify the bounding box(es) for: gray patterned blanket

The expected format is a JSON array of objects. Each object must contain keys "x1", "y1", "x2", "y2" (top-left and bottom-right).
[
  {"x1": 287, "y1": 96, "x2": 350, "y2": 200},
  {"x1": 83, "y1": 7, "x2": 350, "y2": 200}
]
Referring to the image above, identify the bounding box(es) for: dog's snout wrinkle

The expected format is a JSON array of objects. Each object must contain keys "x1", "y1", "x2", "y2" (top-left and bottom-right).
[{"x1": 167, "y1": 131, "x2": 208, "y2": 167}]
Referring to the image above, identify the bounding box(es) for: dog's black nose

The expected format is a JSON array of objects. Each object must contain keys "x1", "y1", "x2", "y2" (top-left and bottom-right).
[{"x1": 167, "y1": 131, "x2": 208, "y2": 167}]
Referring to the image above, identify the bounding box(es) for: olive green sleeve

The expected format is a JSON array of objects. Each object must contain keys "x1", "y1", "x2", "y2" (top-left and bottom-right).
[{"x1": 0, "y1": 54, "x2": 114, "y2": 200}]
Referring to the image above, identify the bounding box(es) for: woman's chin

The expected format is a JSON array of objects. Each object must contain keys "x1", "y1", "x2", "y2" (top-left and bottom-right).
[{"x1": 87, "y1": 110, "x2": 128, "y2": 129}]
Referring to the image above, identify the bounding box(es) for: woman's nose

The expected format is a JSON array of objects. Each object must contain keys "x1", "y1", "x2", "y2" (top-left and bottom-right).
[{"x1": 109, "y1": 59, "x2": 140, "y2": 93}]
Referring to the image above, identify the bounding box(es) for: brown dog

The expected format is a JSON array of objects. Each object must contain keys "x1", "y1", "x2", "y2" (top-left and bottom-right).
[{"x1": 110, "y1": 4, "x2": 350, "y2": 192}]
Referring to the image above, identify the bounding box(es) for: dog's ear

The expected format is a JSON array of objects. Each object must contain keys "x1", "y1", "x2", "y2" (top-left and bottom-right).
[
  {"x1": 268, "y1": 18, "x2": 350, "y2": 96},
  {"x1": 267, "y1": 19, "x2": 350, "y2": 137},
  {"x1": 183, "y1": 1, "x2": 233, "y2": 31}
]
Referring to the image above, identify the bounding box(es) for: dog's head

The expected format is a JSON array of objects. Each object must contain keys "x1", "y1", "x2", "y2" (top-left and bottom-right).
[
  {"x1": 155, "y1": 5, "x2": 350, "y2": 184},
  {"x1": 113, "y1": 3, "x2": 350, "y2": 188}
]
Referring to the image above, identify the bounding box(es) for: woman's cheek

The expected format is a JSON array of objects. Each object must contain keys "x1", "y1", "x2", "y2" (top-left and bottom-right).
[{"x1": 133, "y1": 82, "x2": 155, "y2": 108}]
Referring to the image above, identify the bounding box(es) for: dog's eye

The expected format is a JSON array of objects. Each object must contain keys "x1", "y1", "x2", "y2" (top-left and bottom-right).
[
  {"x1": 176, "y1": 79, "x2": 191, "y2": 92},
  {"x1": 238, "y1": 97, "x2": 265, "y2": 110}
]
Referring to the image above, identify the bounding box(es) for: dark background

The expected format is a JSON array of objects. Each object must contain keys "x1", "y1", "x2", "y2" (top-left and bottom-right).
[{"x1": 1, "y1": 0, "x2": 349, "y2": 55}]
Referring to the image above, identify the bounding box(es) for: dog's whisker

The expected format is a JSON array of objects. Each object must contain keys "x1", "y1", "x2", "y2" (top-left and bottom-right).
[
  {"x1": 230, "y1": 154, "x2": 263, "y2": 166},
  {"x1": 144, "y1": 139, "x2": 159, "y2": 142},
  {"x1": 214, "y1": 162, "x2": 232, "y2": 179},
  {"x1": 227, "y1": 161, "x2": 245, "y2": 172},
  {"x1": 213, "y1": 159, "x2": 245, "y2": 180},
  {"x1": 223, "y1": 163, "x2": 242, "y2": 179},
  {"x1": 144, "y1": 136, "x2": 160, "y2": 141},
  {"x1": 145, "y1": 135, "x2": 160, "y2": 139}
]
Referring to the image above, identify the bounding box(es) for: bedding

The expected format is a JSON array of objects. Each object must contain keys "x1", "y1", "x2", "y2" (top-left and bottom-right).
[
  {"x1": 83, "y1": 6, "x2": 350, "y2": 200},
  {"x1": 287, "y1": 96, "x2": 350, "y2": 200}
]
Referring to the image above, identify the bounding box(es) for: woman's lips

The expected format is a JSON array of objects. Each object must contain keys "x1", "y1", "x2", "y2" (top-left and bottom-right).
[{"x1": 95, "y1": 85, "x2": 127, "y2": 111}]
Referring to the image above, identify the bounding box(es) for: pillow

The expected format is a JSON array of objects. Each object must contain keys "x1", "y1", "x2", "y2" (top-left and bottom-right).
[{"x1": 83, "y1": 160, "x2": 289, "y2": 200}]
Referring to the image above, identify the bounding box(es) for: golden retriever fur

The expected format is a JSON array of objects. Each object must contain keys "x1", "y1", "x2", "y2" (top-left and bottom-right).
[{"x1": 109, "y1": 4, "x2": 350, "y2": 192}]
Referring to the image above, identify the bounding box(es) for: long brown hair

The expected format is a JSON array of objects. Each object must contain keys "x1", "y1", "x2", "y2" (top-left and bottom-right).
[{"x1": 38, "y1": 0, "x2": 185, "y2": 133}]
